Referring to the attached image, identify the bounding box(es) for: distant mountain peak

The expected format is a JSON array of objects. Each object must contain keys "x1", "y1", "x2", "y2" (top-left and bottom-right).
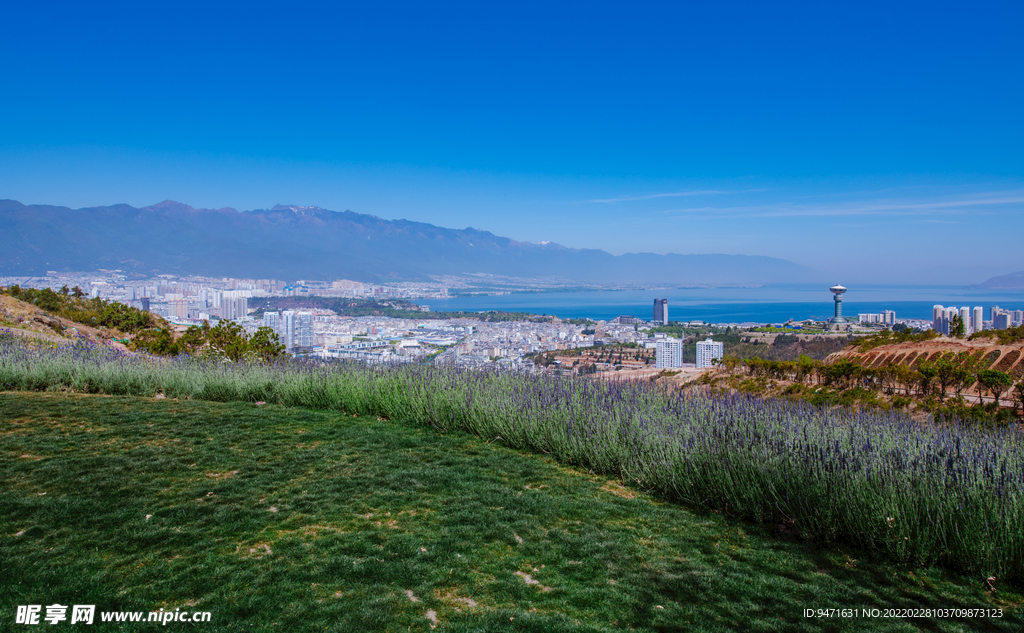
[
  {"x1": 143, "y1": 200, "x2": 238, "y2": 214},
  {"x1": 148, "y1": 199, "x2": 190, "y2": 210},
  {"x1": 269, "y1": 204, "x2": 330, "y2": 216},
  {"x1": 970, "y1": 270, "x2": 1024, "y2": 290}
]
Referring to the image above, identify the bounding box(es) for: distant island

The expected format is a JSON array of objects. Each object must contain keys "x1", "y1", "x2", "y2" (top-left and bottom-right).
[
  {"x1": 970, "y1": 270, "x2": 1024, "y2": 290},
  {"x1": 0, "y1": 198, "x2": 820, "y2": 286}
]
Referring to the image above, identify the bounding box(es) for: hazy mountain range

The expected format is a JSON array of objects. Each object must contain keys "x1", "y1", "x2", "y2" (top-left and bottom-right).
[
  {"x1": 970, "y1": 270, "x2": 1024, "y2": 290},
  {"x1": 0, "y1": 198, "x2": 825, "y2": 285}
]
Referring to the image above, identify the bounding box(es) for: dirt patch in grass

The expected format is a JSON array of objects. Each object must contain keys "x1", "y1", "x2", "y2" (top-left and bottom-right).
[
  {"x1": 238, "y1": 542, "x2": 274, "y2": 559},
  {"x1": 206, "y1": 470, "x2": 239, "y2": 479},
  {"x1": 515, "y1": 570, "x2": 553, "y2": 592},
  {"x1": 600, "y1": 480, "x2": 638, "y2": 499}
]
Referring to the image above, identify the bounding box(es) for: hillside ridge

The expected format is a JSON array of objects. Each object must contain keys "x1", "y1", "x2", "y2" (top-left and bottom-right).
[{"x1": 0, "y1": 198, "x2": 820, "y2": 284}]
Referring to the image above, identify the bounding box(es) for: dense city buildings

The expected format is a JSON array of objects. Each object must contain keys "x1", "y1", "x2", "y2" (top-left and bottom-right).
[
  {"x1": 695, "y1": 338, "x2": 724, "y2": 369},
  {"x1": 1, "y1": 272, "x2": 459, "y2": 324},
  {"x1": 2, "y1": 273, "x2": 1019, "y2": 369},
  {"x1": 653, "y1": 298, "x2": 668, "y2": 325}
]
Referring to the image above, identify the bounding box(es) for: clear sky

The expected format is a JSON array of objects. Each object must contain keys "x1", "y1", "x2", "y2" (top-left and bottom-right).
[{"x1": 2, "y1": 1, "x2": 1021, "y2": 284}]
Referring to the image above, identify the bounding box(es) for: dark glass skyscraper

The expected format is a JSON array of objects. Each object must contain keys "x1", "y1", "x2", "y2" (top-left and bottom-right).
[{"x1": 653, "y1": 298, "x2": 668, "y2": 325}]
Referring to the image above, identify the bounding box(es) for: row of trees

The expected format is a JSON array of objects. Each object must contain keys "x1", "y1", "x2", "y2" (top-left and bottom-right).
[{"x1": 718, "y1": 352, "x2": 1022, "y2": 411}]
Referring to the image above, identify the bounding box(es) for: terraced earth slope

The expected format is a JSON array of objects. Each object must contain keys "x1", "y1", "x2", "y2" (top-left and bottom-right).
[{"x1": 829, "y1": 338, "x2": 1024, "y2": 381}]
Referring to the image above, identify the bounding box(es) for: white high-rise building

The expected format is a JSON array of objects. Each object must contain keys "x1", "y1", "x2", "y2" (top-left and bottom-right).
[
  {"x1": 932, "y1": 305, "x2": 963, "y2": 335},
  {"x1": 220, "y1": 296, "x2": 248, "y2": 321},
  {"x1": 262, "y1": 311, "x2": 280, "y2": 336},
  {"x1": 281, "y1": 311, "x2": 296, "y2": 352},
  {"x1": 695, "y1": 338, "x2": 724, "y2": 369},
  {"x1": 960, "y1": 306, "x2": 972, "y2": 335},
  {"x1": 973, "y1": 307, "x2": 984, "y2": 333},
  {"x1": 296, "y1": 312, "x2": 313, "y2": 348},
  {"x1": 655, "y1": 337, "x2": 682, "y2": 368}
]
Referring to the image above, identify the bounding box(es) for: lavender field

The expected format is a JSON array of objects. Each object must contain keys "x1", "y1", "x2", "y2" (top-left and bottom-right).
[{"x1": 2, "y1": 330, "x2": 1022, "y2": 582}]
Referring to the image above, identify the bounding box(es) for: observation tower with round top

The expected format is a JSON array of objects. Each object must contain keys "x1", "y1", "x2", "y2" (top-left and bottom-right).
[{"x1": 829, "y1": 284, "x2": 848, "y2": 324}]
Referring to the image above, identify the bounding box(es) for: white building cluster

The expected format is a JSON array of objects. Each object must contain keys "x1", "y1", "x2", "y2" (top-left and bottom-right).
[
  {"x1": 991, "y1": 306, "x2": 1024, "y2": 330},
  {"x1": 930, "y1": 304, "x2": 1022, "y2": 335},
  {"x1": 858, "y1": 310, "x2": 896, "y2": 326}
]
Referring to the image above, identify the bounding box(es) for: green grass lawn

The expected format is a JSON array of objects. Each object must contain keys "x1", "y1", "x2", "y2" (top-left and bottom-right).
[{"x1": 1, "y1": 392, "x2": 1021, "y2": 632}]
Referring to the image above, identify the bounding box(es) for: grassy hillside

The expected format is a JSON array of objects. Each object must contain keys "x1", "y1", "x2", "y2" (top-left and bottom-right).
[
  {"x1": 2, "y1": 392, "x2": 1020, "y2": 632},
  {"x1": 3, "y1": 332, "x2": 1023, "y2": 585}
]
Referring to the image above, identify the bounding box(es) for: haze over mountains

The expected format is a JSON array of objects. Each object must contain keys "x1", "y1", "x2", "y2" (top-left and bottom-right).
[{"x1": 0, "y1": 199, "x2": 824, "y2": 285}]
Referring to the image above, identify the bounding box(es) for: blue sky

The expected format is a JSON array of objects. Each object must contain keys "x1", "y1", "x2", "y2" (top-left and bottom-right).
[{"x1": 2, "y1": 1, "x2": 1021, "y2": 284}]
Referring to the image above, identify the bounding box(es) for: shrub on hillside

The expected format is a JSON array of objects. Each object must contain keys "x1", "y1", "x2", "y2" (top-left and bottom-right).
[
  {"x1": 855, "y1": 328, "x2": 939, "y2": 351},
  {"x1": 970, "y1": 324, "x2": 1024, "y2": 345},
  {"x1": 1, "y1": 285, "x2": 159, "y2": 333}
]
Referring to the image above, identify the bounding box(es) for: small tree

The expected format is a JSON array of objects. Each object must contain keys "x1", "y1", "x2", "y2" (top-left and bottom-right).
[
  {"x1": 949, "y1": 315, "x2": 966, "y2": 339},
  {"x1": 249, "y1": 326, "x2": 286, "y2": 362},
  {"x1": 1013, "y1": 383, "x2": 1024, "y2": 415},
  {"x1": 795, "y1": 354, "x2": 820, "y2": 384},
  {"x1": 977, "y1": 370, "x2": 1014, "y2": 406},
  {"x1": 917, "y1": 361, "x2": 937, "y2": 397},
  {"x1": 934, "y1": 354, "x2": 972, "y2": 401},
  {"x1": 876, "y1": 365, "x2": 898, "y2": 394},
  {"x1": 129, "y1": 327, "x2": 180, "y2": 356},
  {"x1": 892, "y1": 364, "x2": 917, "y2": 396},
  {"x1": 205, "y1": 320, "x2": 254, "y2": 361}
]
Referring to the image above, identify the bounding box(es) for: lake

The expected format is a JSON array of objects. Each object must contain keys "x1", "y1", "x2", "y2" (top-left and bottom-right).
[{"x1": 424, "y1": 284, "x2": 1024, "y2": 324}]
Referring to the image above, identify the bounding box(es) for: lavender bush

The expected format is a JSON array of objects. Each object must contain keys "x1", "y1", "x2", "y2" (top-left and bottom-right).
[{"x1": 2, "y1": 330, "x2": 1021, "y2": 580}]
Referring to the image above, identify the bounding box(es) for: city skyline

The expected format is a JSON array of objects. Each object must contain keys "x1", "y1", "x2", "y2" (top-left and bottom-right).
[{"x1": 2, "y1": 3, "x2": 1022, "y2": 285}]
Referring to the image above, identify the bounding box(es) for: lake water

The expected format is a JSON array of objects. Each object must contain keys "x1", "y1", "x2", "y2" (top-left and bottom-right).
[{"x1": 425, "y1": 284, "x2": 1024, "y2": 324}]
